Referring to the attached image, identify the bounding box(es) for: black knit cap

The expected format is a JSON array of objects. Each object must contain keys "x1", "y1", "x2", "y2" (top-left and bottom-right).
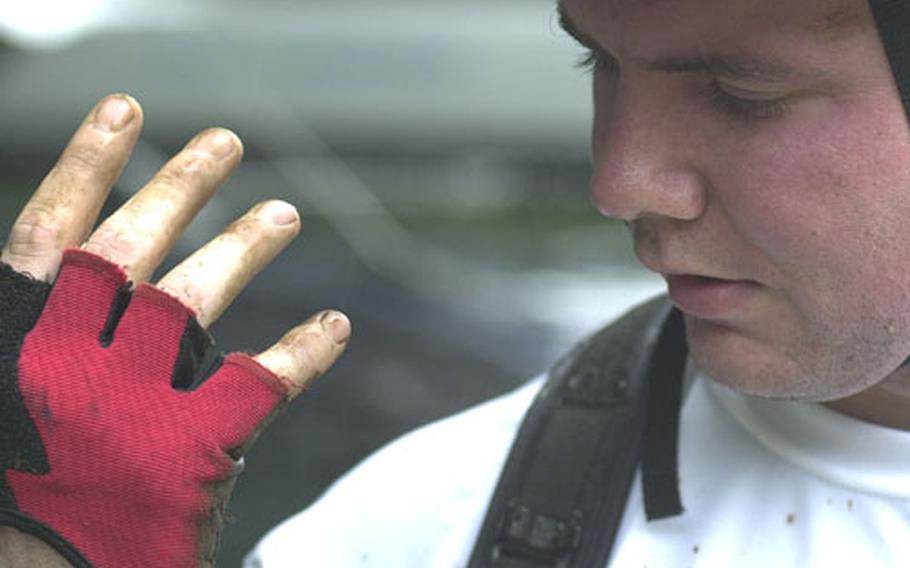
[{"x1": 869, "y1": 0, "x2": 910, "y2": 121}]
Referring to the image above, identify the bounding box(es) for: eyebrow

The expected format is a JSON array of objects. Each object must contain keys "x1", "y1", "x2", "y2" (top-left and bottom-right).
[
  {"x1": 557, "y1": 5, "x2": 830, "y2": 83},
  {"x1": 810, "y1": 4, "x2": 868, "y2": 39}
]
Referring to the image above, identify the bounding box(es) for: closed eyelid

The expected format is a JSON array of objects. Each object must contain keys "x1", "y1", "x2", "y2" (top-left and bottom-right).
[
  {"x1": 580, "y1": 48, "x2": 620, "y2": 72},
  {"x1": 715, "y1": 81, "x2": 792, "y2": 99},
  {"x1": 557, "y1": 5, "x2": 828, "y2": 86}
]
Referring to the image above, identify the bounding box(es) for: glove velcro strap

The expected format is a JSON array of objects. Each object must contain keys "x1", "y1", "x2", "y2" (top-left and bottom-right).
[
  {"x1": 0, "y1": 262, "x2": 53, "y2": 510},
  {"x1": 0, "y1": 508, "x2": 94, "y2": 567}
]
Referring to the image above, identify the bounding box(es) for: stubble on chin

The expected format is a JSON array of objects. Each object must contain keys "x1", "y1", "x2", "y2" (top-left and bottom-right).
[{"x1": 681, "y1": 312, "x2": 901, "y2": 402}]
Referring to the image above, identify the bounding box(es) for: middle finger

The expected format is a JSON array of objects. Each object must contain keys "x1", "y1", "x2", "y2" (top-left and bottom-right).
[{"x1": 82, "y1": 128, "x2": 242, "y2": 283}]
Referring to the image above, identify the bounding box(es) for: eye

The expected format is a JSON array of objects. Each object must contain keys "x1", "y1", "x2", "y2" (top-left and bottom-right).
[
  {"x1": 577, "y1": 48, "x2": 619, "y2": 76},
  {"x1": 706, "y1": 80, "x2": 791, "y2": 121}
]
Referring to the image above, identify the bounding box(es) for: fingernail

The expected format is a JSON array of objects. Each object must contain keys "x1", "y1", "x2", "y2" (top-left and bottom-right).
[
  {"x1": 320, "y1": 311, "x2": 351, "y2": 344},
  {"x1": 95, "y1": 96, "x2": 134, "y2": 132},
  {"x1": 259, "y1": 200, "x2": 299, "y2": 226},
  {"x1": 195, "y1": 129, "x2": 238, "y2": 160}
]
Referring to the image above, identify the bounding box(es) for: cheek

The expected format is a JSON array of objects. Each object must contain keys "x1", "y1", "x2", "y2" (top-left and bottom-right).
[
  {"x1": 711, "y1": 101, "x2": 910, "y2": 298},
  {"x1": 700, "y1": 98, "x2": 910, "y2": 396}
]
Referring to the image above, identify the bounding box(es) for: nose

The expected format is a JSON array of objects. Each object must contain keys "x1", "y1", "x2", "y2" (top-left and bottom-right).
[{"x1": 590, "y1": 72, "x2": 707, "y2": 222}]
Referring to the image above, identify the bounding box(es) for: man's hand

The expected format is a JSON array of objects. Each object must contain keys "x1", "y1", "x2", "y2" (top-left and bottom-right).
[{"x1": 0, "y1": 94, "x2": 351, "y2": 567}]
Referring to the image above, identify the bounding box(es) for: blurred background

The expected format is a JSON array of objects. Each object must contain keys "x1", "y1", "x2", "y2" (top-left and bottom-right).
[{"x1": 0, "y1": 0, "x2": 662, "y2": 564}]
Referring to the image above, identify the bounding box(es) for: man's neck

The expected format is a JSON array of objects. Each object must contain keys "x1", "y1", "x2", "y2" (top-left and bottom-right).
[
  {"x1": 824, "y1": 366, "x2": 910, "y2": 431},
  {"x1": 0, "y1": 527, "x2": 74, "y2": 567}
]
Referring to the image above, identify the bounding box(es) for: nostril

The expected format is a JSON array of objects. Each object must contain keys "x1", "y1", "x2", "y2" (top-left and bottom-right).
[{"x1": 591, "y1": 168, "x2": 706, "y2": 223}]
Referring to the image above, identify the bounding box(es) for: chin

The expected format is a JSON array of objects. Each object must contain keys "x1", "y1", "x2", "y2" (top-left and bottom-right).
[{"x1": 683, "y1": 315, "x2": 887, "y2": 403}]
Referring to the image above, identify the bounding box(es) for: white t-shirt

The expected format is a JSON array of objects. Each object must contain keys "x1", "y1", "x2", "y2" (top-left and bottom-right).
[{"x1": 246, "y1": 371, "x2": 910, "y2": 567}]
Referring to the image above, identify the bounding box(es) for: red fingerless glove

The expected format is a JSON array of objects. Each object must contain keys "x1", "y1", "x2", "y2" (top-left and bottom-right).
[{"x1": 0, "y1": 250, "x2": 292, "y2": 567}]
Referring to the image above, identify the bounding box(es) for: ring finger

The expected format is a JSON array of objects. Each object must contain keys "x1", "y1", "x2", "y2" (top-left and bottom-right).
[{"x1": 156, "y1": 200, "x2": 301, "y2": 328}]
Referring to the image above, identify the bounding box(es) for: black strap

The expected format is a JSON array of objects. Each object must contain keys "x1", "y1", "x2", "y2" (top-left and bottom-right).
[
  {"x1": 0, "y1": 261, "x2": 52, "y2": 509},
  {"x1": 869, "y1": 0, "x2": 910, "y2": 122},
  {"x1": 641, "y1": 308, "x2": 686, "y2": 521},
  {"x1": 468, "y1": 297, "x2": 687, "y2": 568}
]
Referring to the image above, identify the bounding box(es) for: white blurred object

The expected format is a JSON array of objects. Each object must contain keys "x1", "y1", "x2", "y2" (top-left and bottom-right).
[
  {"x1": 0, "y1": 0, "x2": 204, "y2": 49},
  {"x1": 0, "y1": 0, "x2": 593, "y2": 157},
  {"x1": 0, "y1": 0, "x2": 107, "y2": 48}
]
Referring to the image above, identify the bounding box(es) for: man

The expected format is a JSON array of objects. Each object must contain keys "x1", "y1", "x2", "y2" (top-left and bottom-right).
[
  {"x1": 2, "y1": 0, "x2": 910, "y2": 565},
  {"x1": 249, "y1": 0, "x2": 910, "y2": 565}
]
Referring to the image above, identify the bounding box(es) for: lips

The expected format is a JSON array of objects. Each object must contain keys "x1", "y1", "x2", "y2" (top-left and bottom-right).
[{"x1": 665, "y1": 274, "x2": 759, "y2": 318}]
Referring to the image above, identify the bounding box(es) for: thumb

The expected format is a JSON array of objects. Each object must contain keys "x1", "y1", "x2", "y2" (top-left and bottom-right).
[{"x1": 254, "y1": 310, "x2": 351, "y2": 398}]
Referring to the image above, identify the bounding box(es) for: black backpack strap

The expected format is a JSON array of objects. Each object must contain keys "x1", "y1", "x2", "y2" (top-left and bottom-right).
[{"x1": 468, "y1": 296, "x2": 687, "y2": 568}]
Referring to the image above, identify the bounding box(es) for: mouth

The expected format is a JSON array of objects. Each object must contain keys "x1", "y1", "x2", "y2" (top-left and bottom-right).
[{"x1": 665, "y1": 274, "x2": 759, "y2": 319}]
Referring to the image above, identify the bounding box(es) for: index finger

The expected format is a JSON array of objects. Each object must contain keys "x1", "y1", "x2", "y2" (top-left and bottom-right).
[{"x1": 1, "y1": 94, "x2": 143, "y2": 281}]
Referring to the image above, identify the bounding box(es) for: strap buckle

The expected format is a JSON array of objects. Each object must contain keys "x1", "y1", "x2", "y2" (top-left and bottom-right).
[{"x1": 491, "y1": 502, "x2": 582, "y2": 566}]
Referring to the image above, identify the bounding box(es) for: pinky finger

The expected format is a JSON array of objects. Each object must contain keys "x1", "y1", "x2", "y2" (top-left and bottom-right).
[{"x1": 254, "y1": 310, "x2": 351, "y2": 398}]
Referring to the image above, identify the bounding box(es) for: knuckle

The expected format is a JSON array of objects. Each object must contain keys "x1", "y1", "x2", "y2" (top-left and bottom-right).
[
  {"x1": 6, "y1": 211, "x2": 66, "y2": 256},
  {"x1": 287, "y1": 326, "x2": 331, "y2": 376},
  {"x1": 227, "y1": 215, "x2": 266, "y2": 245},
  {"x1": 56, "y1": 143, "x2": 109, "y2": 177},
  {"x1": 84, "y1": 225, "x2": 141, "y2": 265},
  {"x1": 2, "y1": 214, "x2": 65, "y2": 280},
  {"x1": 222, "y1": 212, "x2": 289, "y2": 260},
  {"x1": 157, "y1": 153, "x2": 215, "y2": 188}
]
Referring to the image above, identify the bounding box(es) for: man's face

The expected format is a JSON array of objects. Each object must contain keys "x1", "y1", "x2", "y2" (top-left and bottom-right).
[{"x1": 560, "y1": 0, "x2": 910, "y2": 401}]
